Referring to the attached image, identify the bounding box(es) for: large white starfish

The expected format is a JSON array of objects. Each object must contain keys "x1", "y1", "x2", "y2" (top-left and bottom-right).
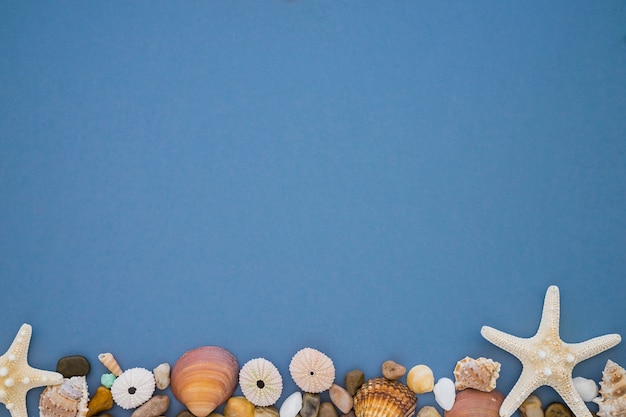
[
  {"x1": 0, "y1": 323, "x2": 63, "y2": 417},
  {"x1": 481, "y1": 285, "x2": 621, "y2": 417}
]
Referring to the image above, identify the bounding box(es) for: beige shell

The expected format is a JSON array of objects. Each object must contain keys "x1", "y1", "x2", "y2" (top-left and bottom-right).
[
  {"x1": 39, "y1": 376, "x2": 89, "y2": 417},
  {"x1": 443, "y1": 389, "x2": 504, "y2": 417},
  {"x1": 593, "y1": 359, "x2": 626, "y2": 417},
  {"x1": 354, "y1": 377, "x2": 417, "y2": 417},
  {"x1": 98, "y1": 353, "x2": 123, "y2": 377},
  {"x1": 289, "y1": 348, "x2": 335, "y2": 393},
  {"x1": 171, "y1": 346, "x2": 239, "y2": 417},
  {"x1": 453, "y1": 357, "x2": 500, "y2": 392}
]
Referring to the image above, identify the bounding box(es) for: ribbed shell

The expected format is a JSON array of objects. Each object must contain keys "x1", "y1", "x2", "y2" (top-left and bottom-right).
[
  {"x1": 594, "y1": 360, "x2": 626, "y2": 417},
  {"x1": 289, "y1": 348, "x2": 335, "y2": 393},
  {"x1": 453, "y1": 357, "x2": 500, "y2": 392},
  {"x1": 39, "y1": 376, "x2": 89, "y2": 417},
  {"x1": 98, "y1": 353, "x2": 123, "y2": 377},
  {"x1": 443, "y1": 389, "x2": 504, "y2": 417},
  {"x1": 239, "y1": 358, "x2": 283, "y2": 406},
  {"x1": 110, "y1": 367, "x2": 156, "y2": 410},
  {"x1": 170, "y1": 346, "x2": 239, "y2": 417},
  {"x1": 354, "y1": 378, "x2": 417, "y2": 417}
]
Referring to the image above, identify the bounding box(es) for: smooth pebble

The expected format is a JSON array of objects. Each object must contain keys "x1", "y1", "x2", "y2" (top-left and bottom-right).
[
  {"x1": 56, "y1": 355, "x2": 91, "y2": 378},
  {"x1": 519, "y1": 395, "x2": 544, "y2": 417},
  {"x1": 86, "y1": 386, "x2": 114, "y2": 417},
  {"x1": 299, "y1": 393, "x2": 321, "y2": 417},
  {"x1": 573, "y1": 377, "x2": 598, "y2": 402},
  {"x1": 406, "y1": 365, "x2": 434, "y2": 394},
  {"x1": 131, "y1": 395, "x2": 170, "y2": 417},
  {"x1": 101, "y1": 373, "x2": 116, "y2": 389},
  {"x1": 153, "y1": 363, "x2": 171, "y2": 390},
  {"x1": 280, "y1": 392, "x2": 303, "y2": 417},
  {"x1": 318, "y1": 403, "x2": 338, "y2": 417},
  {"x1": 416, "y1": 406, "x2": 441, "y2": 417},
  {"x1": 225, "y1": 397, "x2": 256, "y2": 417},
  {"x1": 177, "y1": 411, "x2": 198, "y2": 417},
  {"x1": 344, "y1": 370, "x2": 364, "y2": 396},
  {"x1": 329, "y1": 384, "x2": 353, "y2": 414},
  {"x1": 255, "y1": 406, "x2": 280, "y2": 417},
  {"x1": 382, "y1": 360, "x2": 406, "y2": 380},
  {"x1": 544, "y1": 402, "x2": 573, "y2": 417},
  {"x1": 433, "y1": 378, "x2": 455, "y2": 411}
]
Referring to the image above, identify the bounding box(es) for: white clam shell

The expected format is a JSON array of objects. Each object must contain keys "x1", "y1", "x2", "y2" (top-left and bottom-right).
[
  {"x1": 279, "y1": 391, "x2": 303, "y2": 417},
  {"x1": 573, "y1": 376, "x2": 598, "y2": 402},
  {"x1": 433, "y1": 377, "x2": 456, "y2": 411}
]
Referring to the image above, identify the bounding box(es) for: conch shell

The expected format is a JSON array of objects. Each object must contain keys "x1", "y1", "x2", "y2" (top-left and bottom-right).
[
  {"x1": 593, "y1": 359, "x2": 626, "y2": 417},
  {"x1": 354, "y1": 377, "x2": 417, "y2": 417},
  {"x1": 39, "y1": 376, "x2": 89, "y2": 417},
  {"x1": 453, "y1": 357, "x2": 500, "y2": 392},
  {"x1": 443, "y1": 389, "x2": 504, "y2": 417},
  {"x1": 171, "y1": 346, "x2": 239, "y2": 417}
]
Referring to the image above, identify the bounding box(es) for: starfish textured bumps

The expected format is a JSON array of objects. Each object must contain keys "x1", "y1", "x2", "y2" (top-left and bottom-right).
[
  {"x1": 0, "y1": 323, "x2": 64, "y2": 417},
  {"x1": 481, "y1": 285, "x2": 621, "y2": 417}
]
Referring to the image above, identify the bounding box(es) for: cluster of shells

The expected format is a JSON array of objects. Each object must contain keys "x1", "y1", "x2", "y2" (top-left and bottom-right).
[{"x1": 37, "y1": 348, "x2": 626, "y2": 417}]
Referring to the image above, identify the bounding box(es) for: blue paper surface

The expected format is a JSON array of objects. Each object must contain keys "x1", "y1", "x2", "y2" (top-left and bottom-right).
[{"x1": 1, "y1": 2, "x2": 625, "y2": 417}]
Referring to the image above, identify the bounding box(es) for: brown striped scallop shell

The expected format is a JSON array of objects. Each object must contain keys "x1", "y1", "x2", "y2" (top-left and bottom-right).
[{"x1": 354, "y1": 377, "x2": 417, "y2": 417}]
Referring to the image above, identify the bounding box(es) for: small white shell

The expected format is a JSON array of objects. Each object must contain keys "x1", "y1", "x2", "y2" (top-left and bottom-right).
[
  {"x1": 279, "y1": 391, "x2": 303, "y2": 417},
  {"x1": 433, "y1": 377, "x2": 456, "y2": 411},
  {"x1": 573, "y1": 376, "x2": 598, "y2": 402},
  {"x1": 110, "y1": 367, "x2": 155, "y2": 409}
]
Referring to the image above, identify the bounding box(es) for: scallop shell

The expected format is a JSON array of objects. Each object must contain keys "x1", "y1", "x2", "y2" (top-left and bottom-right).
[
  {"x1": 98, "y1": 353, "x2": 123, "y2": 377},
  {"x1": 110, "y1": 367, "x2": 156, "y2": 410},
  {"x1": 39, "y1": 376, "x2": 89, "y2": 417},
  {"x1": 289, "y1": 348, "x2": 335, "y2": 393},
  {"x1": 443, "y1": 389, "x2": 504, "y2": 417},
  {"x1": 453, "y1": 357, "x2": 500, "y2": 392},
  {"x1": 170, "y1": 346, "x2": 239, "y2": 417},
  {"x1": 239, "y1": 358, "x2": 283, "y2": 406},
  {"x1": 353, "y1": 377, "x2": 417, "y2": 417},
  {"x1": 593, "y1": 359, "x2": 626, "y2": 417}
]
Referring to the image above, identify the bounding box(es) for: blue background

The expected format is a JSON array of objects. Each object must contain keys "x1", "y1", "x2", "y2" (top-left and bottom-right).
[{"x1": 1, "y1": 2, "x2": 625, "y2": 417}]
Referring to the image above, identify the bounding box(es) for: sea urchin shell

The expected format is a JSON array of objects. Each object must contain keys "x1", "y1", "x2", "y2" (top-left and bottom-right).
[
  {"x1": 239, "y1": 358, "x2": 283, "y2": 406},
  {"x1": 110, "y1": 367, "x2": 155, "y2": 410},
  {"x1": 289, "y1": 348, "x2": 335, "y2": 393}
]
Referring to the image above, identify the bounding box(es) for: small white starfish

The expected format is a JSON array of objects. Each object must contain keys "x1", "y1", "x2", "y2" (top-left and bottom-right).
[
  {"x1": 0, "y1": 323, "x2": 63, "y2": 417},
  {"x1": 481, "y1": 285, "x2": 621, "y2": 417}
]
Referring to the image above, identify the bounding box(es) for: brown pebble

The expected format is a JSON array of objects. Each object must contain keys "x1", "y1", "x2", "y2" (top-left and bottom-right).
[
  {"x1": 341, "y1": 411, "x2": 355, "y2": 417},
  {"x1": 299, "y1": 393, "x2": 321, "y2": 417},
  {"x1": 544, "y1": 403, "x2": 572, "y2": 417},
  {"x1": 416, "y1": 406, "x2": 441, "y2": 417},
  {"x1": 382, "y1": 360, "x2": 406, "y2": 380},
  {"x1": 131, "y1": 395, "x2": 170, "y2": 417},
  {"x1": 344, "y1": 370, "x2": 365, "y2": 396},
  {"x1": 329, "y1": 384, "x2": 353, "y2": 414},
  {"x1": 56, "y1": 355, "x2": 91, "y2": 378},
  {"x1": 519, "y1": 395, "x2": 544, "y2": 417},
  {"x1": 318, "y1": 402, "x2": 338, "y2": 417},
  {"x1": 255, "y1": 406, "x2": 280, "y2": 417},
  {"x1": 86, "y1": 386, "x2": 113, "y2": 417},
  {"x1": 177, "y1": 411, "x2": 197, "y2": 417},
  {"x1": 224, "y1": 397, "x2": 255, "y2": 417}
]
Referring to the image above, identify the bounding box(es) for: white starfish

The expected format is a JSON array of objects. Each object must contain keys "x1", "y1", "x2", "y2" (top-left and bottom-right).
[
  {"x1": 0, "y1": 323, "x2": 63, "y2": 417},
  {"x1": 481, "y1": 285, "x2": 621, "y2": 417}
]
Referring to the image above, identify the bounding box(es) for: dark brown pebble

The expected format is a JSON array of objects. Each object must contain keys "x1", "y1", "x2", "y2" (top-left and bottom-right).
[{"x1": 56, "y1": 355, "x2": 90, "y2": 377}]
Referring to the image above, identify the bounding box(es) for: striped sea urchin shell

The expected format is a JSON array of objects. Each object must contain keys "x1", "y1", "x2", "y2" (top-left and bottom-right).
[
  {"x1": 289, "y1": 348, "x2": 335, "y2": 393},
  {"x1": 239, "y1": 358, "x2": 283, "y2": 406},
  {"x1": 354, "y1": 377, "x2": 417, "y2": 417},
  {"x1": 110, "y1": 367, "x2": 155, "y2": 409}
]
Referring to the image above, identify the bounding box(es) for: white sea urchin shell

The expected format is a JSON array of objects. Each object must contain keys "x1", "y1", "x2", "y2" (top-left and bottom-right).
[
  {"x1": 289, "y1": 347, "x2": 335, "y2": 393},
  {"x1": 110, "y1": 367, "x2": 156, "y2": 409},
  {"x1": 239, "y1": 358, "x2": 283, "y2": 406}
]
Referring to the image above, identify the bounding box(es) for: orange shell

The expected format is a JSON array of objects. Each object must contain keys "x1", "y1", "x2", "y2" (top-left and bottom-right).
[
  {"x1": 354, "y1": 377, "x2": 417, "y2": 417},
  {"x1": 171, "y1": 346, "x2": 239, "y2": 417},
  {"x1": 444, "y1": 389, "x2": 504, "y2": 417}
]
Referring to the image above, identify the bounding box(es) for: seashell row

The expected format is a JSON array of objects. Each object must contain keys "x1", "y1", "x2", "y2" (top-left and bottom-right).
[
  {"x1": 39, "y1": 376, "x2": 89, "y2": 417},
  {"x1": 453, "y1": 357, "x2": 500, "y2": 392},
  {"x1": 443, "y1": 388, "x2": 504, "y2": 417},
  {"x1": 289, "y1": 348, "x2": 335, "y2": 394},
  {"x1": 593, "y1": 359, "x2": 626, "y2": 417},
  {"x1": 354, "y1": 377, "x2": 417, "y2": 417},
  {"x1": 170, "y1": 345, "x2": 239, "y2": 417}
]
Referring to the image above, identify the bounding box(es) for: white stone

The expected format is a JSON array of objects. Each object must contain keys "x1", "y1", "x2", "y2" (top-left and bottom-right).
[
  {"x1": 153, "y1": 363, "x2": 171, "y2": 390},
  {"x1": 433, "y1": 377, "x2": 455, "y2": 411},
  {"x1": 279, "y1": 391, "x2": 303, "y2": 417},
  {"x1": 573, "y1": 376, "x2": 598, "y2": 402}
]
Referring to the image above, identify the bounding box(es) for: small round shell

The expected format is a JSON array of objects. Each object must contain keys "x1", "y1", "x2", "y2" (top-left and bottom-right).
[
  {"x1": 289, "y1": 348, "x2": 335, "y2": 393},
  {"x1": 110, "y1": 367, "x2": 155, "y2": 409},
  {"x1": 239, "y1": 358, "x2": 283, "y2": 406}
]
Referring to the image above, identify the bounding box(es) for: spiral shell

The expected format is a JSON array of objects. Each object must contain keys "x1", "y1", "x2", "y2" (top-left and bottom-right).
[
  {"x1": 39, "y1": 376, "x2": 89, "y2": 417},
  {"x1": 444, "y1": 389, "x2": 504, "y2": 417},
  {"x1": 170, "y1": 346, "x2": 239, "y2": 417},
  {"x1": 239, "y1": 358, "x2": 283, "y2": 406},
  {"x1": 453, "y1": 357, "x2": 500, "y2": 392},
  {"x1": 98, "y1": 353, "x2": 123, "y2": 377},
  {"x1": 593, "y1": 359, "x2": 626, "y2": 417},
  {"x1": 289, "y1": 348, "x2": 335, "y2": 393},
  {"x1": 110, "y1": 367, "x2": 156, "y2": 409},
  {"x1": 354, "y1": 377, "x2": 417, "y2": 417}
]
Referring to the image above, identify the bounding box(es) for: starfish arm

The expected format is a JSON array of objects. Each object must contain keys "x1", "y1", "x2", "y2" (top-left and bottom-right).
[
  {"x1": 553, "y1": 380, "x2": 593, "y2": 417},
  {"x1": 536, "y1": 285, "x2": 561, "y2": 339},
  {"x1": 499, "y1": 368, "x2": 544, "y2": 417},
  {"x1": 567, "y1": 334, "x2": 621, "y2": 363},
  {"x1": 481, "y1": 326, "x2": 533, "y2": 358},
  {"x1": 5, "y1": 396, "x2": 28, "y2": 417}
]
